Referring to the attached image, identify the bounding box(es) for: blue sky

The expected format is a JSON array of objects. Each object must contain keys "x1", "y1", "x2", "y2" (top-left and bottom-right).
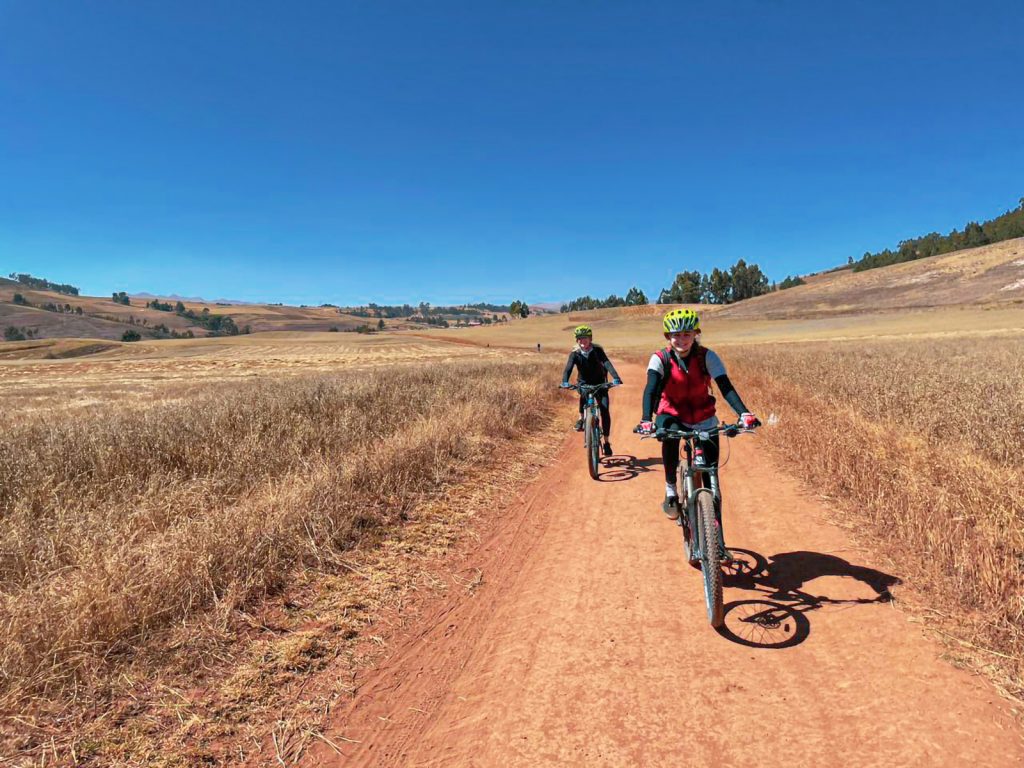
[{"x1": 2, "y1": 1, "x2": 1022, "y2": 306}]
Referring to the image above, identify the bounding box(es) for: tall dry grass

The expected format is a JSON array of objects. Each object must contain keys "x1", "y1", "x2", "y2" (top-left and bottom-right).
[
  {"x1": 0, "y1": 360, "x2": 556, "y2": 712},
  {"x1": 729, "y1": 336, "x2": 1024, "y2": 696}
]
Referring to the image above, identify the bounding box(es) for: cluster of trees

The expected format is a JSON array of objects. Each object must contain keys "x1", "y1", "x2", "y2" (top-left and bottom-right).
[
  {"x1": 777, "y1": 275, "x2": 806, "y2": 290},
  {"x1": 143, "y1": 298, "x2": 248, "y2": 336},
  {"x1": 658, "y1": 259, "x2": 770, "y2": 304},
  {"x1": 8, "y1": 273, "x2": 79, "y2": 296},
  {"x1": 853, "y1": 198, "x2": 1024, "y2": 272},
  {"x1": 560, "y1": 287, "x2": 648, "y2": 312},
  {"x1": 509, "y1": 300, "x2": 530, "y2": 318},
  {"x1": 112, "y1": 292, "x2": 131, "y2": 305},
  {"x1": 11, "y1": 293, "x2": 84, "y2": 314},
  {"x1": 150, "y1": 324, "x2": 195, "y2": 339},
  {"x1": 4, "y1": 326, "x2": 37, "y2": 341}
]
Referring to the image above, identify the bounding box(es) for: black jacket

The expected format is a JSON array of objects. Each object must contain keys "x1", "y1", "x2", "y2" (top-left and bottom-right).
[{"x1": 562, "y1": 343, "x2": 621, "y2": 385}]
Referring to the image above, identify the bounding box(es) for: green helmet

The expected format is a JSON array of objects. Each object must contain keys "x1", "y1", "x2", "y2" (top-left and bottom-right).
[
  {"x1": 663, "y1": 308, "x2": 700, "y2": 334},
  {"x1": 574, "y1": 324, "x2": 593, "y2": 339}
]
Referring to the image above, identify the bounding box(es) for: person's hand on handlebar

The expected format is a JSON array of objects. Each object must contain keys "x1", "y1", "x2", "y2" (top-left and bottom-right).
[
  {"x1": 612, "y1": 378, "x2": 622, "y2": 386},
  {"x1": 740, "y1": 412, "x2": 761, "y2": 429},
  {"x1": 560, "y1": 382, "x2": 571, "y2": 389},
  {"x1": 635, "y1": 420, "x2": 655, "y2": 435}
]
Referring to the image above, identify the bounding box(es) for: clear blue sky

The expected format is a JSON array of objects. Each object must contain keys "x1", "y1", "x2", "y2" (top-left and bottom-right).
[{"x1": 2, "y1": 1, "x2": 1022, "y2": 306}]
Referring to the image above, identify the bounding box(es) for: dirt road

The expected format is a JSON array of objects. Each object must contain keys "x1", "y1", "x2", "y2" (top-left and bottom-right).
[{"x1": 307, "y1": 364, "x2": 1022, "y2": 767}]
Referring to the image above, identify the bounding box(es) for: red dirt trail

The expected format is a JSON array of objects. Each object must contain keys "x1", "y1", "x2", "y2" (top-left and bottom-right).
[{"x1": 306, "y1": 364, "x2": 1022, "y2": 767}]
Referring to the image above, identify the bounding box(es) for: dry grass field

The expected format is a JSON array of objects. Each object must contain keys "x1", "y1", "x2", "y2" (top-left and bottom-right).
[
  {"x1": 416, "y1": 300, "x2": 1024, "y2": 358},
  {"x1": 4, "y1": 237, "x2": 1024, "y2": 762},
  {"x1": 729, "y1": 337, "x2": 1024, "y2": 698},
  {"x1": 0, "y1": 332, "x2": 541, "y2": 417},
  {"x1": 0, "y1": 355, "x2": 561, "y2": 764}
]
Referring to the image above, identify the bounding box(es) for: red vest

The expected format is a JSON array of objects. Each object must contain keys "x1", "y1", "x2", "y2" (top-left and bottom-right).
[{"x1": 656, "y1": 346, "x2": 716, "y2": 424}]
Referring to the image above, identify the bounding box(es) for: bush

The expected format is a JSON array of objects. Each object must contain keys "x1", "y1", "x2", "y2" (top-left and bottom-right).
[{"x1": 121, "y1": 330, "x2": 142, "y2": 342}]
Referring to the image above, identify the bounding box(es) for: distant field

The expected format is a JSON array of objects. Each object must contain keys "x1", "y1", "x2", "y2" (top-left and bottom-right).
[
  {"x1": 413, "y1": 302, "x2": 1024, "y2": 356},
  {"x1": 0, "y1": 332, "x2": 537, "y2": 415}
]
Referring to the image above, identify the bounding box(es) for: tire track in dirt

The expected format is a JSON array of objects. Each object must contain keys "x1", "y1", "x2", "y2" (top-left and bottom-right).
[{"x1": 307, "y1": 363, "x2": 1022, "y2": 767}]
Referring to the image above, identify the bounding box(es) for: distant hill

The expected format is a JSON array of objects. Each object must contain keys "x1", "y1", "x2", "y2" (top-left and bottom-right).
[
  {"x1": 131, "y1": 292, "x2": 251, "y2": 305},
  {"x1": 719, "y1": 237, "x2": 1024, "y2": 319}
]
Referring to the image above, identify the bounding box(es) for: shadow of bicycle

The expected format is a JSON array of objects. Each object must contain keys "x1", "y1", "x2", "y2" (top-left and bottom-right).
[
  {"x1": 595, "y1": 455, "x2": 656, "y2": 482},
  {"x1": 712, "y1": 548, "x2": 901, "y2": 649}
]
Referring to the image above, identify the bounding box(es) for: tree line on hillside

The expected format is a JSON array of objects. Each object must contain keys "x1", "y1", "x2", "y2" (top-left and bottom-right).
[
  {"x1": 145, "y1": 299, "x2": 250, "y2": 336},
  {"x1": 12, "y1": 293, "x2": 85, "y2": 315},
  {"x1": 345, "y1": 301, "x2": 512, "y2": 319},
  {"x1": 8, "y1": 273, "x2": 80, "y2": 296},
  {"x1": 560, "y1": 286, "x2": 648, "y2": 312},
  {"x1": 658, "y1": 259, "x2": 772, "y2": 304},
  {"x1": 852, "y1": 197, "x2": 1024, "y2": 272}
]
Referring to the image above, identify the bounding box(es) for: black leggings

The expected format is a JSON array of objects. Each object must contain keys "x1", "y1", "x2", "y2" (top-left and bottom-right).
[
  {"x1": 579, "y1": 392, "x2": 611, "y2": 439},
  {"x1": 655, "y1": 414, "x2": 719, "y2": 485}
]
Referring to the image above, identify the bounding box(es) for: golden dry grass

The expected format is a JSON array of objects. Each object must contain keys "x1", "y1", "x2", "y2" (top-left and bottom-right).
[
  {"x1": 729, "y1": 337, "x2": 1024, "y2": 698},
  {"x1": 0, "y1": 332, "x2": 536, "y2": 416},
  {"x1": 415, "y1": 301, "x2": 1024, "y2": 357},
  {"x1": 0, "y1": 359, "x2": 559, "y2": 762}
]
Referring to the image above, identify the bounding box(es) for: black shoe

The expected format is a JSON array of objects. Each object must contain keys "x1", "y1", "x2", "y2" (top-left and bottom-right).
[
  {"x1": 602, "y1": 442, "x2": 612, "y2": 457},
  {"x1": 574, "y1": 418, "x2": 584, "y2": 432},
  {"x1": 661, "y1": 495, "x2": 680, "y2": 520}
]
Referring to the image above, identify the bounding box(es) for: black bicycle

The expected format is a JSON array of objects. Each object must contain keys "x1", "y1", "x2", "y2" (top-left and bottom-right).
[
  {"x1": 564, "y1": 382, "x2": 617, "y2": 479},
  {"x1": 640, "y1": 422, "x2": 754, "y2": 627}
]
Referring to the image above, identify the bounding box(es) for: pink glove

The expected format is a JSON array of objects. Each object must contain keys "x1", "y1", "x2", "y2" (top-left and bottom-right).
[
  {"x1": 740, "y1": 412, "x2": 761, "y2": 429},
  {"x1": 636, "y1": 420, "x2": 655, "y2": 435}
]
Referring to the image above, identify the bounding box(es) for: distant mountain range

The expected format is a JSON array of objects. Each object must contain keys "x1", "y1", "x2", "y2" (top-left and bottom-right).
[{"x1": 130, "y1": 292, "x2": 250, "y2": 305}]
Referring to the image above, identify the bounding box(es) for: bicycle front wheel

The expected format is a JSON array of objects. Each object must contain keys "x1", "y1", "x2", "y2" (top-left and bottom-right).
[
  {"x1": 586, "y1": 411, "x2": 600, "y2": 480},
  {"x1": 697, "y1": 490, "x2": 724, "y2": 627}
]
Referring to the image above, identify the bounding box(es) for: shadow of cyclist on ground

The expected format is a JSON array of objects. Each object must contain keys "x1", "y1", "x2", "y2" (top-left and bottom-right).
[
  {"x1": 715, "y1": 549, "x2": 901, "y2": 649},
  {"x1": 595, "y1": 455, "x2": 656, "y2": 482}
]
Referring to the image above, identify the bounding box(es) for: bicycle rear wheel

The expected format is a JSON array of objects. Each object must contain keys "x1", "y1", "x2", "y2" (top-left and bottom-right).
[
  {"x1": 586, "y1": 410, "x2": 600, "y2": 479},
  {"x1": 697, "y1": 490, "x2": 724, "y2": 627}
]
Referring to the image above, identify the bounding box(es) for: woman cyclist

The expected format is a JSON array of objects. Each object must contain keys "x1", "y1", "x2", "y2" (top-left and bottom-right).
[
  {"x1": 636, "y1": 309, "x2": 760, "y2": 518},
  {"x1": 561, "y1": 325, "x2": 622, "y2": 457}
]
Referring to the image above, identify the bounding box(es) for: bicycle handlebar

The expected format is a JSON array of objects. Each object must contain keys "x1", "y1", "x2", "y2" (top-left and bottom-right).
[
  {"x1": 634, "y1": 422, "x2": 755, "y2": 440},
  {"x1": 561, "y1": 382, "x2": 619, "y2": 392}
]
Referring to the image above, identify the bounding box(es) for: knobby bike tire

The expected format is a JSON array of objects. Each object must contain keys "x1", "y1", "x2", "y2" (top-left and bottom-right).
[
  {"x1": 697, "y1": 490, "x2": 724, "y2": 627},
  {"x1": 587, "y1": 412, "x2": 601, "y2": 480}
]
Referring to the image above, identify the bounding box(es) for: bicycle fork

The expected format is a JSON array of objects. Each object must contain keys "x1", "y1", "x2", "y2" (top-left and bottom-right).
[{"x1": 682, "y1": 466, "x2": 725, "y2": 557}]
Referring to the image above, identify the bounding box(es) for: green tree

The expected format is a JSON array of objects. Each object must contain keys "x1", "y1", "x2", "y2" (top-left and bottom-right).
[
  {"x1": 703, "y1": 268, "x2": 732, "y2": 304},
  {"x1": 624, "y1": 286, "x2": 649, "y2": 305},
  {"x1": 121, "y1": 330, "x2": 142, "y2": 342},
  {"x1": 730, "y1": 259, "x2": 769, "y2": 302},
  {"x1": 659, "y1": 270, "x2": 703, "y2": 303},
  {"x1": 377, "y1": 317, "x2": 385, "y2": 331}
]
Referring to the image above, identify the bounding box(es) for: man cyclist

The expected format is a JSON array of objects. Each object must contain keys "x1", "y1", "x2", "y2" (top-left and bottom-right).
[
  {"x1": 635, "y1": 309, "x2": 760, "y2": 519},
  {"x1": 561, "y1": 324, "x2": 622, "y2": 457}
]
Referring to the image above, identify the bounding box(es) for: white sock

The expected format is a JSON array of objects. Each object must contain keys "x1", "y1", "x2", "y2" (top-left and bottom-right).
[{"x1": 665, "y1": 482, "x2": 678, "y2": 498}]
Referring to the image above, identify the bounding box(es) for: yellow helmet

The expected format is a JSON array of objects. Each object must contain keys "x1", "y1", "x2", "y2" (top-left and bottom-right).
[
  {"x1": 573, "y1": 324, "x2": 593, "y2": 338},
  {"x1": 663, "y1": 308, "x2": 700, "y2": 334}
]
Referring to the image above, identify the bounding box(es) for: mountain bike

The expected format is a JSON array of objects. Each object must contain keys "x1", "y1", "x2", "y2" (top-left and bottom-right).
[
  {"x1": 640, "y1": 421, "x2": 754, "y2": 627},
  {"x1": 564, "y1": 382, "x2": 617, "y2": 480}
]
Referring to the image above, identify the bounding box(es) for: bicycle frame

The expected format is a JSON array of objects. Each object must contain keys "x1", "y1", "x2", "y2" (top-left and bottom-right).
[
  {"x1": 567, "y1": 382, "x2": 616, "y2": 479},
  {"x1": 646, "y1": 421, "x2": 752, "y2": 627}
]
